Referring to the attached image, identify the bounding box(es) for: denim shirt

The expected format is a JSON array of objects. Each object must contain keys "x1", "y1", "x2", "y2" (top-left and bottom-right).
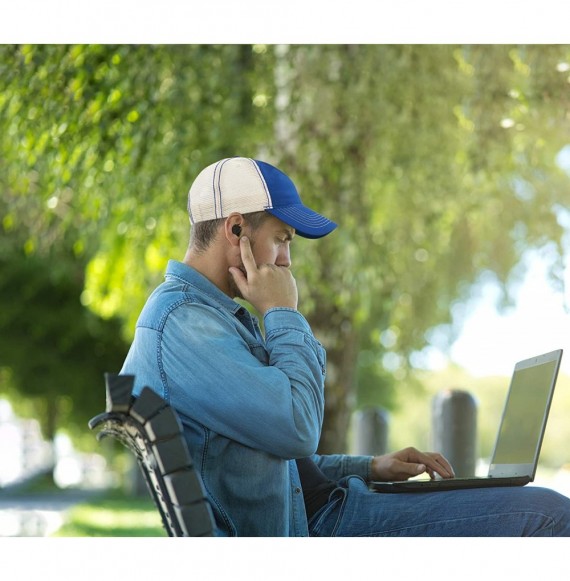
[{"x1": 120, "y1": 260, "x2": 372, "y2": 536}]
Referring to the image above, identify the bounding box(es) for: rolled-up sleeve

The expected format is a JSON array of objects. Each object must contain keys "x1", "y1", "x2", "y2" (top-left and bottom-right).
[{"x1": 312, "y1": 453, "x2": 374, "y2": 481}]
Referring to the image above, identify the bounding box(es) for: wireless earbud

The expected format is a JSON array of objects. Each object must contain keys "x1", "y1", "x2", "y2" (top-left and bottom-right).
[{"x1": 232, "y1": 224, "x2": 242, "y2": 237}]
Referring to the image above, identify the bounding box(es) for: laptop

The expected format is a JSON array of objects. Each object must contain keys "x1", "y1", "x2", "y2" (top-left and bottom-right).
[{"x1": 371, "y1": 349, "x2": 563, "y2": 493}]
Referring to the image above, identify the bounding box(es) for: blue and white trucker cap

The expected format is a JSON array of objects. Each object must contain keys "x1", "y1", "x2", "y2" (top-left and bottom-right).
[{"x1": 187, "y1": 157, "x2": 337, "y2": 239}]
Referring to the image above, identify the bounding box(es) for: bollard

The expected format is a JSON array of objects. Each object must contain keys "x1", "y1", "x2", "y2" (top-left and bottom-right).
[
  {"x1": 353, "y1": 407, "x2": 389, "y2": 456},
  {"x1": 431, "y1": 389, "x2": 478, "y2": 477}
]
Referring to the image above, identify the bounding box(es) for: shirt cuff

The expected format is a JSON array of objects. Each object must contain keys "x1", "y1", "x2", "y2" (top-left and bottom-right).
[
  {"x1": 340, "y1": 455, "x2": 374, "y2": 481},
  {"x1": 264, "y1": 307, "x2": 313, "y2": 335}
]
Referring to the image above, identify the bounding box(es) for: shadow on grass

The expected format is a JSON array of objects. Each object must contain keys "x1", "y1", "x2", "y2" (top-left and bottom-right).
[{"x1": 54, "y1": 488, "x2": 167, "y2": 537}]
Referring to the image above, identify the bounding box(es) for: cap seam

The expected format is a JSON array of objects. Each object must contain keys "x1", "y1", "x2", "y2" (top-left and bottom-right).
[
  {"x1": 217, "y1": 158, "x2": 233, "y2": 218},
  {"x1": 211, "y1": 160, "x2": 220, "y2": 219},
  {"x1": 250, "y1": 158, "x2": 272, "y2": 209}
]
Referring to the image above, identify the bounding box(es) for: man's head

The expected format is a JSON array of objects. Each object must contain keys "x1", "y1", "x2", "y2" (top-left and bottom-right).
[
  {"x1": 185, "y1": 157, "x2": 336, "y2": 302},
  {"x1": 187, "y1": 157, "x2": 337, "y2": 243}
]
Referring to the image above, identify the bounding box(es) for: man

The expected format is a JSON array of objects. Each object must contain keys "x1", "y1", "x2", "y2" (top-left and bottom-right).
[{"x1": 121, "y1": 156, "x2": 570, "y2": 536}]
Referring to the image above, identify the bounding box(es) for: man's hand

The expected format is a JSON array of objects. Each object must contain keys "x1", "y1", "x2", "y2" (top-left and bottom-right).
[
  {"x1": 370, "y1": 447, "x2": 455, "y2": 482},
  {"x1": 229, "y1": 237, "x2": 298, "y2": 315}
]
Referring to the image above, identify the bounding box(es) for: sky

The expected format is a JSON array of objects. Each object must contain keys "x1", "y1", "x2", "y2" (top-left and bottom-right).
[
  {"x1": 418, "y1": 248, "x2": 570, "y2": 377},
  {"x1": 419, "y1": 146, "x2": 570, "y2": 377}
]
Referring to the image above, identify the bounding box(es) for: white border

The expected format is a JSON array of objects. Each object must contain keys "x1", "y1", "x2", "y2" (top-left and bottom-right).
[{"x1": 1, "y1": 1, "x2": 569, "y2": 44}]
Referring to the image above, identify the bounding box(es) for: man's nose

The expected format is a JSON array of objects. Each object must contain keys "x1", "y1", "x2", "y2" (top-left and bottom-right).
[{"x1": 277, "y1": 248, "x2": 291, "y2": 269}]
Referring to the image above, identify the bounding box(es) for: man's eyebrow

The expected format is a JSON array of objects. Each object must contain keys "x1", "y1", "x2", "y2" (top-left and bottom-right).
[{"x1": 280, "y1": 228, "x2": 295, "y2": 240}]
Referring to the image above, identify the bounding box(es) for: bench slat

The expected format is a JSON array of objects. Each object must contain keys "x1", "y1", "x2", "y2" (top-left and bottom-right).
[
  {"x1": 164, "y1": 470, "x2": 206, "y2": 505},
  {"x1": 144, "y1": 407, "x2": 183, "y2": 442},
  {"x1": 105, "y1": 373, "x2": 134, "y2": 413},
  {"x1": 174, "y1": 503, "x2": 216, "y2": 537},
  {"x1": 129, "y1": 387, "x2": 167, "y2": 423}
]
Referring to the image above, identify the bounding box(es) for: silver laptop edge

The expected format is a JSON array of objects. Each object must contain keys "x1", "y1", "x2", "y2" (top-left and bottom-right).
[{"x1": 488, "y1": 348, "x2": 563, "y2": 480}]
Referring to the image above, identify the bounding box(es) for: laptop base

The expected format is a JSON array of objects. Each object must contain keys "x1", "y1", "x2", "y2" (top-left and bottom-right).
[{"x1": 371, "y1": 475, "x2": 531, "y2": 493}]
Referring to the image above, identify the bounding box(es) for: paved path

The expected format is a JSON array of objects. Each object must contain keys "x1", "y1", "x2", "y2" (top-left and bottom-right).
[{"x1": 0, "y1": 489, "x2": 101, "y2": 537}]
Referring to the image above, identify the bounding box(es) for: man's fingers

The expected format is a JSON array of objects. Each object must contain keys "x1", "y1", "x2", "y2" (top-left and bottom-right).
[
  {"x1": 422, "y1": 452, "x2": 455, "y2": 479},
  {"x1": 393, "y1": 460, "x2": 427, "y2": 480},
  {"x1": 401, "y1": 447, "x2": 455, "y2": 479},
  {"x1": 238, "y1": 237, "x2": 257, "y2": 275},
  {"x1": 229, "y1": 265, "x2": 246, "y2": 284}
]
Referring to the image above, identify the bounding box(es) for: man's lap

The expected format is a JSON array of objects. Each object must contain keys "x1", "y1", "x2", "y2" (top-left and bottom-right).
[{"x1": 308, "y1": 475, "x2": 570, "y2": 537}]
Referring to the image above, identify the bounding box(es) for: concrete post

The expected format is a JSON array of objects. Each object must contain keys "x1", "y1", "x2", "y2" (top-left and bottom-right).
[
  {"x1": 353, "y1": 407, "x2": 389, "y2": 456},
  {"x1": 431, "y1": 389, "x2": 478, "y2": 477}
]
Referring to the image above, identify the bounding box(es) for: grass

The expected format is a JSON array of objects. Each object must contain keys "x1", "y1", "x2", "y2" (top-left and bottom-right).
[
  {"x1": 1, "y1": 470, "x2": 61, "y2": 496},
  {"x1": 54, "y1": 488, "x2": 166, "y2": 537}
]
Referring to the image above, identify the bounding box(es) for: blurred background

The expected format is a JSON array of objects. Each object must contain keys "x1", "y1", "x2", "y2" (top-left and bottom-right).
[{"x1": 1, "y1": 44, "x2": 570, "y2": 537}]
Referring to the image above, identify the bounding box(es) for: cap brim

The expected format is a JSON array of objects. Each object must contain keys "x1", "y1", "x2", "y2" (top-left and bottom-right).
[{"x1": 266, "y1": 205, "x2": 337, "y2": 239}]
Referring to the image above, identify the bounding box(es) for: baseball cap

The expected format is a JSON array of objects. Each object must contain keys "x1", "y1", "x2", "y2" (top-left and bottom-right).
[{"x1": 187, "y1": 157, "x2": 337, "y2": 239}]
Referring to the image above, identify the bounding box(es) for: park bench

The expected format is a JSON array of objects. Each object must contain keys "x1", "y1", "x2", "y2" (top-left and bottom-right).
[{"x1": 88, "y1": 373, "x2": 215, "y2": 537}]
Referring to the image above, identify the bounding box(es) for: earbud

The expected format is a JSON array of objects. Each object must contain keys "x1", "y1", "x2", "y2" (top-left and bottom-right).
[{"x1": 232, "y1": 224, "x2": 242, "y2": 237}]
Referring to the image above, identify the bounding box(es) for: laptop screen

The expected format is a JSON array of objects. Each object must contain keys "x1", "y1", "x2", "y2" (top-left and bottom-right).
[{"x1": 489, "y1": 350, "x2": 562, "y2": 477}]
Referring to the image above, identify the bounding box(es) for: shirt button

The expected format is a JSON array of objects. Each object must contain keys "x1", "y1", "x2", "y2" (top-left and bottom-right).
[{"x1": 295, "y1": 487, "x2": 302, "y2": 494}]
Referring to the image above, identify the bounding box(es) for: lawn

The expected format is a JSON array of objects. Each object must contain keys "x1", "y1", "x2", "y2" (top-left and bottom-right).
[{"x1": 54, "y1": 488, "x2": 166, "y2": 537}]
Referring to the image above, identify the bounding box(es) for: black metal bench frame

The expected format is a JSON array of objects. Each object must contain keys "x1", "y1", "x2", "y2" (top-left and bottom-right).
[{"x1": 88, "y1": 373, "x2": 215, "y2": 537}]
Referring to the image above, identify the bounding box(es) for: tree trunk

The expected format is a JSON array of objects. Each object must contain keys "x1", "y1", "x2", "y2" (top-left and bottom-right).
[
  {"x1": 310, "y1": 308, "x2": 360, "y2": 455},
  {"x1": 45, "y1": 396, "x2": 59, "y2": 443}
]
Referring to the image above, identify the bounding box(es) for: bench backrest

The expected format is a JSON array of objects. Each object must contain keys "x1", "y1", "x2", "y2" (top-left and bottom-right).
[{"x1": 88, "y1": 373, "x2": 215, "y2": 537}]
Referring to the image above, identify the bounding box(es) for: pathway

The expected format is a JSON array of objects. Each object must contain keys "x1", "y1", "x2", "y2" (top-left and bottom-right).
[{"x1": 0, "y1": 488, "x2": 101, "y2": 537}]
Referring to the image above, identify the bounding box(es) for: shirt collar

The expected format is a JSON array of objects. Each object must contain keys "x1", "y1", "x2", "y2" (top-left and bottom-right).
[{"x1": 165, "y1": 260, "x2": 244, "y2": 315}]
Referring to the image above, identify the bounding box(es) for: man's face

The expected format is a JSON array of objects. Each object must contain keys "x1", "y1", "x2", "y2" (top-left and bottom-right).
[
  {"x1": 247, "y1": 215, "x2": 295, "y2": 269},
  {"x1": 229, "y1": 215, "x2": 295, "y2": 298}
]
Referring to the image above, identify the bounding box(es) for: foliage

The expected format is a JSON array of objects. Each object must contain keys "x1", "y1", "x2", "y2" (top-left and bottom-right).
[
  {"x1": 0, "y1": 44, "x2": 275, "y2": 442},
  {"x1": 0, "y1": 44, "x2": 276, "y2": 327},
  {"x1": 2, "y1": 45, "x2": 570, "y2": 453},
  {"x1": 0, "y1": 250, "x2": 128, "y2": 442},
  {"x1": 273, "y1": 45, "x2": 570, "y2": 450}
]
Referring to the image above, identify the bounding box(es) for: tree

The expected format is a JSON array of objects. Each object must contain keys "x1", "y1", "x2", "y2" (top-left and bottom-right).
[
  {"x1": 272, "y1": 45, "x2": 570, "y2": 452},
  {"x1": 2, "y1": 45, "x2": 570, "y2": 454},
  {"x1": 0, "y1": 250, "x2": 129, "y2": 447},
  {"x1": 0, "y1": 44, "x2": 275, "y2": 444}
]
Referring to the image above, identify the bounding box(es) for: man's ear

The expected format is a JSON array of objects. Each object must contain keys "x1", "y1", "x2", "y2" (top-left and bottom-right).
[{"x1": 225, "y1": 213, "x2": 244, "y2": 246}]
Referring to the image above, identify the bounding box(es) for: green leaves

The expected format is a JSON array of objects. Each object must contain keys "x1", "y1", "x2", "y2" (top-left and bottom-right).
[
  {"x1": 2, "y1": 44, "x2": 570, "y2": 450},
  {"x1": 270, "y1": 46, "x2": 570, "y2": 448}
]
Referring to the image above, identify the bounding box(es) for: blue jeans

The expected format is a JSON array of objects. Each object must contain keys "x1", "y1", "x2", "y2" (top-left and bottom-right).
[{"x1": 308, "y1": 476, "x2": 570, "y2": 536}]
